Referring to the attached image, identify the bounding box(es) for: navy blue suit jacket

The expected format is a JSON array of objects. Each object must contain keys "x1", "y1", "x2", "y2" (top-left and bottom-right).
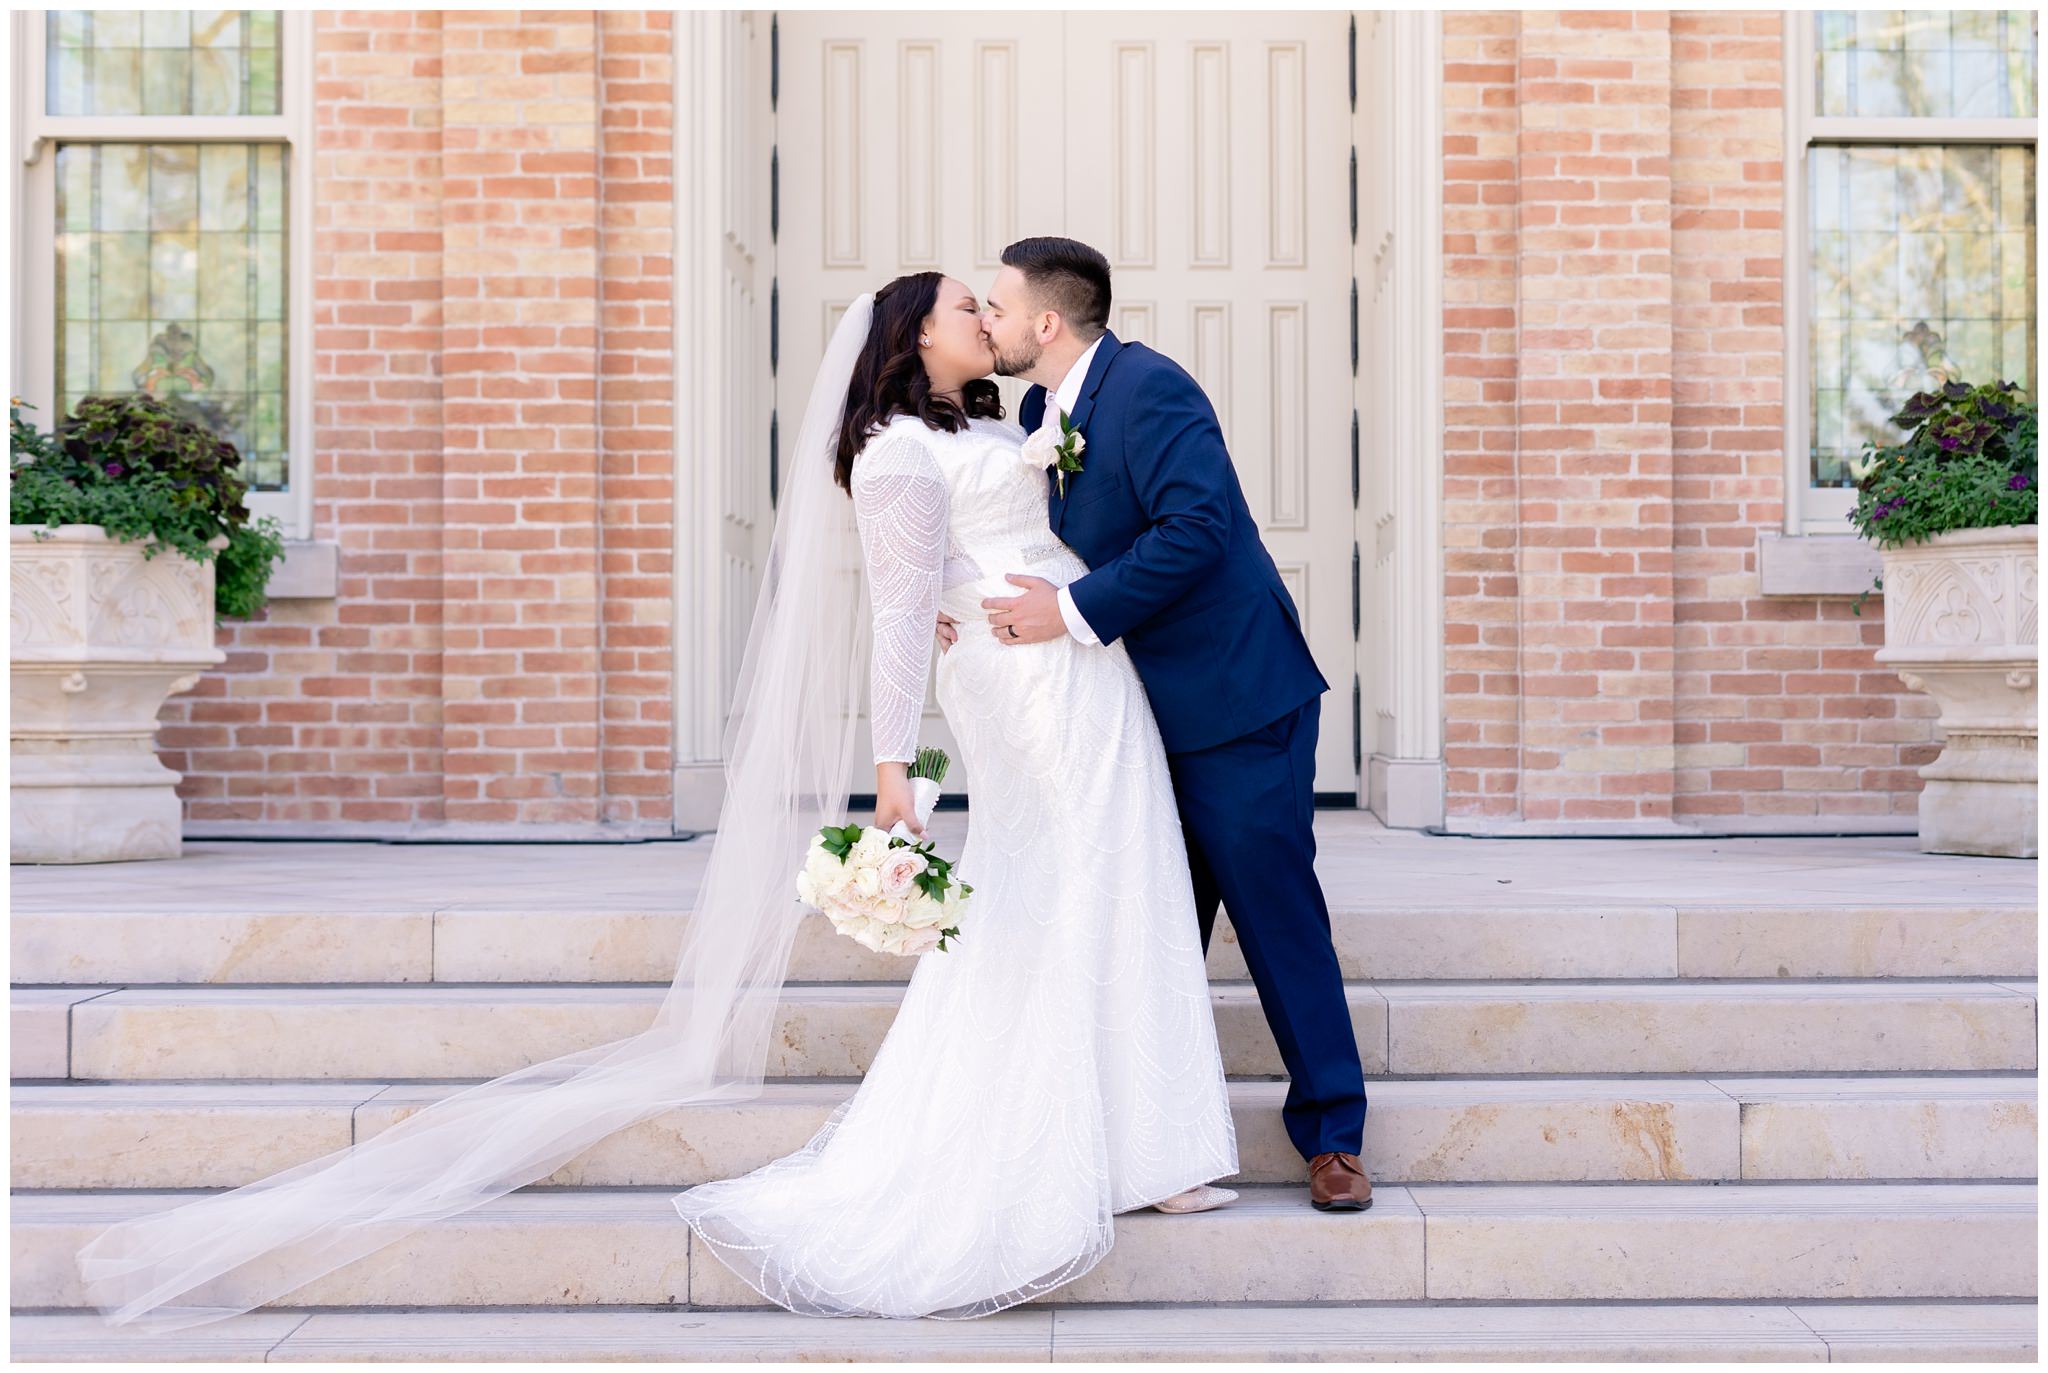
[{"x1": 1020, "y1": 330, "x2": 1328, "y2": 754}]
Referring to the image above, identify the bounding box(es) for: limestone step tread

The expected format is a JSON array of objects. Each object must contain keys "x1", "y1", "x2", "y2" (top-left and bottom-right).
[
  {"x1": 7, "y1": 1302, "x2": 2038, "y2": 1362},
  {"x1": 11, "y1": 1075, "x2": 2038, "y2": 1189},
  {"x1": 13, "y1": 899, "x2": 2036, "y2": 984},
  {"x1": 22, "y1": 980, "x2": 2039, "y2": 1081},
  {"x1": 13, "y1": 1184, "x2": 2035, "y2": 1310}
]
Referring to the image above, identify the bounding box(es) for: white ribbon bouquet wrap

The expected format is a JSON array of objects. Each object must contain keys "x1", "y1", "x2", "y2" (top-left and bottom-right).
[{"x1": 795, "y1": 747, "x2": 970, "y2": 957}]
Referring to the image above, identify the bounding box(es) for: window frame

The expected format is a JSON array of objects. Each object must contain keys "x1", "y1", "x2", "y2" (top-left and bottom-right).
[
  {"x1": 1781, "y1": 10, "x2": 2038, "y2": 536},
  {"x1": 11, "y1": 9, "x2": 316, "y2": 540}
]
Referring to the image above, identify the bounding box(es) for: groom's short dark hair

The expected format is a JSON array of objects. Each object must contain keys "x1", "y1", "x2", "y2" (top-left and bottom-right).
[{"x1": 1001, "y1": 237, "x2": 1111, "y2": 341}]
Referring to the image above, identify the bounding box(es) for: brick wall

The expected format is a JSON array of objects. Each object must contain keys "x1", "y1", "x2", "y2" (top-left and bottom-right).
[
  {"x1": 1441, "y1": 9, "x2": 1936, "y2": 831},
  {"x1": 159, "y1": 10, "x2": 676, "y2": 832}
]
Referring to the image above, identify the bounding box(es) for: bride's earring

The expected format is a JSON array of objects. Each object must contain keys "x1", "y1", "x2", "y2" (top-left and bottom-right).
[{"x1": 920, "y1": 336, "x2": 931, "y2": 347}]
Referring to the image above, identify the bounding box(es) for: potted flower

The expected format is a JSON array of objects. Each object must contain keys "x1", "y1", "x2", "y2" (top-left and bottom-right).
[
  {"x1": 10, "y1": 393, "x2": 285, "y2": 863},
  {"x1": 1847, "y1": 379, "x2": 2038, "y2": 858}
]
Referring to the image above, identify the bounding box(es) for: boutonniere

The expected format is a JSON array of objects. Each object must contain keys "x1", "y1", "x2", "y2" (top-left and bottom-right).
[{"x1": 1021, "y1": 401, "x2": 1087, "y2": 498}]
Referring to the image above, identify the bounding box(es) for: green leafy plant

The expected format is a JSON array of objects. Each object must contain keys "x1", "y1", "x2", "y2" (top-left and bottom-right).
[
  {"x1": 1843, "y1": 379, "x2": 2037, "y2": 615},
  {"x1": 10, "y1": 393, "x2": 284, "y2": 619}
]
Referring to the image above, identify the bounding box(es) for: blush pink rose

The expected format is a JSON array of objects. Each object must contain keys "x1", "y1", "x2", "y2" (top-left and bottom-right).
[{"x1": 877, "y1": 847, "x2": 928, "y2": 900}]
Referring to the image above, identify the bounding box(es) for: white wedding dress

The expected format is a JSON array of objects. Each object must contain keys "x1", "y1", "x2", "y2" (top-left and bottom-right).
[{"x1": 671, "y1": 410, "x2": 1239, "y2": 1318}]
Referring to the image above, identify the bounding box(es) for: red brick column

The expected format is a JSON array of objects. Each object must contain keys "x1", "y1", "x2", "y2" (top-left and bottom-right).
[
  {"x1": 1515, "y1": 10, "x2": 1676, "y2": 825},
  {"x1": 1443, "y1": 10, "x2": 1680, "y2": 828},
  {"x1": 1440, "y1": 12, "x2": 1525, "y2": 823},
  {"x1": 594, "y1": 10, "x2": 676, "y2": 826},
  {"x1": 439, "y1": 11, "x2": 604, "y2": 826}
]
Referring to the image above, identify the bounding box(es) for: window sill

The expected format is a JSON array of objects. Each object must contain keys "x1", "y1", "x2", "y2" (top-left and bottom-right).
[
  {"x1": 1756, "y1": 530, "x2": 1882, "y2": 597},
  {"x1": 267, "y1": 539, "x2": 338, "y2": 599}
]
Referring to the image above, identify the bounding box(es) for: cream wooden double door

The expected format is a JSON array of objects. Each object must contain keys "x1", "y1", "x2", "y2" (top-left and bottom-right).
[{"x1": 776, "y1": 11, "x2": 1358, "y2": 793}]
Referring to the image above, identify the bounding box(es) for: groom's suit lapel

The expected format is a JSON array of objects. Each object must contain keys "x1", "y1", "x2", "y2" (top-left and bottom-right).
[{"x1": 1049, "y1": 329, "x2": 1125, "y2": 537}]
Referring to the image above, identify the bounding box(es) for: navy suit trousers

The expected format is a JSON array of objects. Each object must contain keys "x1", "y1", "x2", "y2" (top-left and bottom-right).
[{"x1": 1166, "y1": 696, "x2": 1368, "y2": 1161}]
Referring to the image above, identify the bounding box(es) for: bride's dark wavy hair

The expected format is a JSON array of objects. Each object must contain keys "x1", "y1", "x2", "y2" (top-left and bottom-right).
[{"x1": 833, "y1": 272, "x2": 1004, "y2": 494}]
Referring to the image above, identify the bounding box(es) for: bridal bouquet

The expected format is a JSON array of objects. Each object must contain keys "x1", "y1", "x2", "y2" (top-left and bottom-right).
[{"x1": 796, "y1": 747, "x2": 971, "y2": 956}]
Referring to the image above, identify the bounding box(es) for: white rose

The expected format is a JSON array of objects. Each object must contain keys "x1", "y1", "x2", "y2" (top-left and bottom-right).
[
  {"x1": 795, "y1": 868, "x2": 818, "y2": 907},
  {"x1": 1068, "y1": 428, "x2": 1085, "y2": 456},
  {"x1": 851, "y1": 827, "x2": 890, "y2": 865},
  {"x1": 899, "y1": 890, "x2": 946, "y2": 929},
  {"x1": 815, "y1": 852, "x2": 856, "y2": 898},
  {"x1": 852, "y1": 865, "x2": 883, "y2": 899}
]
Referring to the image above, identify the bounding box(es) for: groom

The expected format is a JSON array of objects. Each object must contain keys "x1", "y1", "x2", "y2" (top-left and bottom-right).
[{"x1": 940, "y1": 235, "x2": 1372, "y2": 1213}]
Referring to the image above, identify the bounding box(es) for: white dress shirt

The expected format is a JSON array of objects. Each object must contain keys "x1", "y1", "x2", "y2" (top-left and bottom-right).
[{"x1": 1049, "y1": 336, "x2": 1106, "y2": 645}]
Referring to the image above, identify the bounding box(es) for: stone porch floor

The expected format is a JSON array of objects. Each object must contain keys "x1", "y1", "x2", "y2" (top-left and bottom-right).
[{"x1": 10, "y1": 812, "x2": 2033, "y2": 915}]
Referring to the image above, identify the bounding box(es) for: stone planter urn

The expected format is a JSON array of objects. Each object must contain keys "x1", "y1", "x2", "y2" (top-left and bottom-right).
[
  {"x1": 1874, "y1": 524, "x2": 2038, "y2": 859},
  {"x1": 11, "y1": 524, "x2": 226, "y2": 863}
]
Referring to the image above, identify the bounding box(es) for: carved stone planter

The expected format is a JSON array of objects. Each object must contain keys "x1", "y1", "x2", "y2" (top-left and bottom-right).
[
  {"x1": 1875, "y1": 524, "x2": 2038, "y2": 859},
  {"x1": 11, "y1": 525, "x2": 226, "y2": 863}
]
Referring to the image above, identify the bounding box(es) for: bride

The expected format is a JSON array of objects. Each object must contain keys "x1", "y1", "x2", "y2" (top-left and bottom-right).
[
  {"x1": 73, "y1": 277, "x2": 1239, "y2": 1331},
  {"x1": 674, "y1": 273, "x2": 1239, "y2": 1315}
]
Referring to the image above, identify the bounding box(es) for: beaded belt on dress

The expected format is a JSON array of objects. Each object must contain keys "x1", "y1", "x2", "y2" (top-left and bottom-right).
[{"x1": 941, "y1": 540, "x2": 1076, "y2": 622}]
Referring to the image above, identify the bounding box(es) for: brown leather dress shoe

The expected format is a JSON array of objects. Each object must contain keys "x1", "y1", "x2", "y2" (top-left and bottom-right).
[{"x1": 1307, "y1": 1151, "x2": 1373, "y2": 1211}]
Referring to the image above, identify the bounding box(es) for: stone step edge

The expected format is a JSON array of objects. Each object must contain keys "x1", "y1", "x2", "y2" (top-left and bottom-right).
[
  {"x1": 5, "y1": 1303, "x2": 2039, "y2": 1362},
  {"x1": 18, "y1": 1186, "x2": 2032, "y2": 1311},
  {"x1": 19, "y1": 1071, "x2": 2036, "y2": 1090},
  {"x1": 25, "y1": 982, "x2": 2037, "y2": 1084},
  {"x1": 15, "y1": 1075, "x2": 2036, "y2": 1189},
  {"x1": 18, "y1": 1181, "x2": 2037, "y2": 1215},
  {"x1": 19, "y1": 977, "x2": 2040, "y2": 996},
  {"x1": 15, "y1": 899, "x2": 2035, "y2": 990},
  {"x1": 16, "y1": 1074, "x2": 2039, "y2": 1089}
]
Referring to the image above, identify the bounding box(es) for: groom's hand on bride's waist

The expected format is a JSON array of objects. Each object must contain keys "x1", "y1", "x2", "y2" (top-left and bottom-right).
[{"x1": 983, "y1": 574, "x2": 1064, "y2": 646}]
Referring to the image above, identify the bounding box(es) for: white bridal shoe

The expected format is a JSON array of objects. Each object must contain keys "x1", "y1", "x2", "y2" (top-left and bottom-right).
[{"x1": 1149, "y1": 1183, "x2": 1239, "y2": 1214}]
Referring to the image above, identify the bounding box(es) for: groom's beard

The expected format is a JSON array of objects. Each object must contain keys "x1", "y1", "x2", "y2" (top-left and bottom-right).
[{"x1": 987, "y1": 334, "x2": 1041, "y2": 379}]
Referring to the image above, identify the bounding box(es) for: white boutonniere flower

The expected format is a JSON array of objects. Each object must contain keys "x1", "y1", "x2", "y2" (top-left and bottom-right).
[{"x1": 1021, "y1": 401, "x2": 1087, "y2": 498}]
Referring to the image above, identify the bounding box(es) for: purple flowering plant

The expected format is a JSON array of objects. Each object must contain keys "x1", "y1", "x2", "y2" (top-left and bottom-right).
[
  {"x1": 1841, "y1": 379, "x2": 2037, "y2": 615},
  {"x1": 11, "y1": 392, "x2": 284, "y2": 619}
]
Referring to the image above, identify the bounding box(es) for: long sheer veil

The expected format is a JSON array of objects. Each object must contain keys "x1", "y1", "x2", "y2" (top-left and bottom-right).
[{"x1": 75, "y1": 293, "x2": 881, "y2": 1331}]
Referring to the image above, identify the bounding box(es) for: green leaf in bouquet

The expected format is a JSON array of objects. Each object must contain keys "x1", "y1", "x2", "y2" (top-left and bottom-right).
[{"x1": 816, "y1": 822, "x2": 866, "y2": 862}]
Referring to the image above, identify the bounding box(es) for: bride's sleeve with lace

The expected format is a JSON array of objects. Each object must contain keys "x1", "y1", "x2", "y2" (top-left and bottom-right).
[{"x1": 850, "y1": 431, "x2": 949, "y2": 765}]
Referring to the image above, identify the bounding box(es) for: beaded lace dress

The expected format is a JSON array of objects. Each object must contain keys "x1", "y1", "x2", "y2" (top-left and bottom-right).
[{"x1": 671, "y1": 411, "x2": 1238, "y2": 1318}]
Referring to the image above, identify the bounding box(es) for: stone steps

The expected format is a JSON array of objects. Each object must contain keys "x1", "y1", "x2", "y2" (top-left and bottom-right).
[
  {"x1": 11, "y1": 1075, "x2": 2037, "y2": 1191},
  {"x1": 17, "y1": 979, "x2": 2036, "y2": 1081},
  {"x1": 15, "y1": 1184, "x2": 2036, "y2": 1311},
  {"x1": 12, "y1": 901, "x2": 2033, "y2": 985},
  {"x1": 8, "y1": 1302, "x2": 2038, "y2": 1362},
  {"x1": 14, "y1": 842, "x2": 2036, "y2": 1350}
]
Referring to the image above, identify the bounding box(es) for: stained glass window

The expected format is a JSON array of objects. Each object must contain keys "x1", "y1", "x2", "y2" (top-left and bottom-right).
[
  {"x1": 1806, "y1": 11, "x2": 2039, "y2": 492},
  {"x1": 46, "y1": 10, "x2": 281, "y2": 117},
  {"x1": 1816, "y1": 10, "x2": 2037, "y2": 119},
  {"x1": 54, "y1": 142, "x2": 291, "y2": 489}
]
